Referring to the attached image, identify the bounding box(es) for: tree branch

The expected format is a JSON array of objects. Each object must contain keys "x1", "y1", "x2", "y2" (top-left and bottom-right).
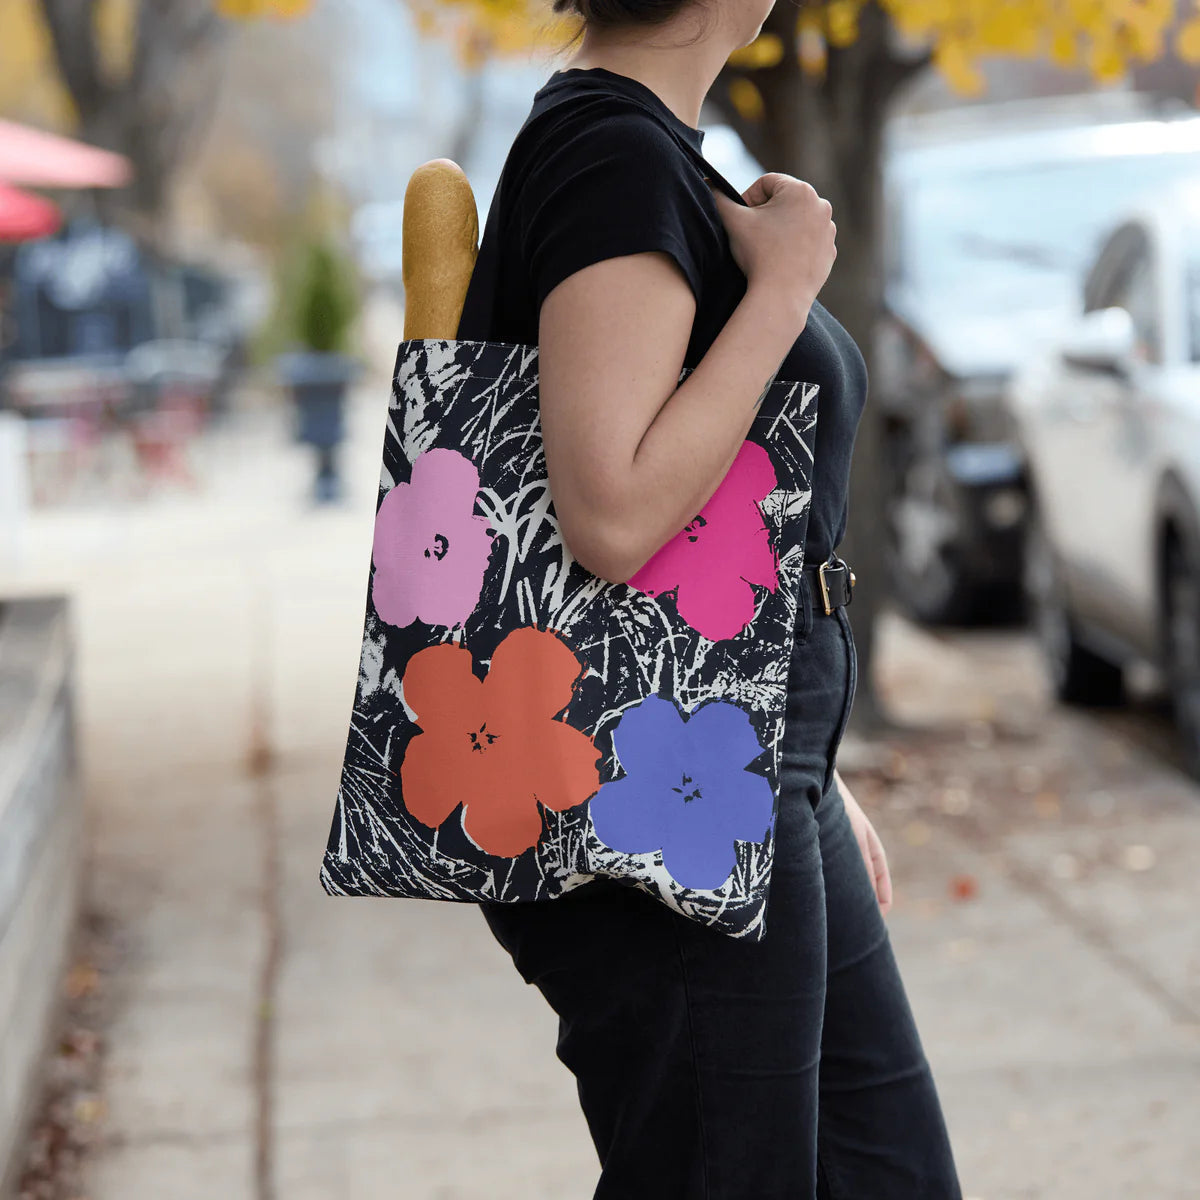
[
  {"x1": 37, "y1": 0, "x2": 107, "y2": 115},
  {"x1": 130, "y1": 0, "x2": 222, "y2": 96}
]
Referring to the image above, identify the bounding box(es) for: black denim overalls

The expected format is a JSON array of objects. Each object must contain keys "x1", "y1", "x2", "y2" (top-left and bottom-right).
[{"x1": 479, "y1": 564, "x2": 963, "y2": 1199}]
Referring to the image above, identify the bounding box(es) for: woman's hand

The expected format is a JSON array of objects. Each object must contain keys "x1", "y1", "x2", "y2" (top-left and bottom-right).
[
  {"x1": 709, "y1": 173, "x2": 837, "y2": 320},
  {"x1": 834, "y1": 768, "x2": 893, "y2": 916}
]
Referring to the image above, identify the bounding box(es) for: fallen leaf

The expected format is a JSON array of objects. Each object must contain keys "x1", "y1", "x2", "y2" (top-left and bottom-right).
[
  {"x1": 948, "y1": 873, "x2": 978, "y2": 901},
  {"x1": 1014, "y1": 764, "x2": 1043, "y2": 794},
  {"x1": 63, "y1": 965, "x2": 99, "y2": 1001},
  {"x1": 940, "y1": 787, "x2": 971, "y2": 815},
  {"x1": 904, "y1": 820, "x2": 932, "y2": 846},
  {"x1": 885, "y1": 748, "x2": 909, "y2": 780},
  {"x1": 1051, "y1": 852, "x2": 1080, "y2": 880},
  {"x1": 1034, "y1": 790, "x2": 1061, "y2": 819},
  {"x1": 944, "y1": 937, "x2": 978, "y2": 962},
  {"x1": 1121, "y1": 844, "x2": 1155, "y2": 871}
]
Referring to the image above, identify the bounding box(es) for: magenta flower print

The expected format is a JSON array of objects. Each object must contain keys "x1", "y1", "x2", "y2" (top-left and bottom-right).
[
  {"x1": 371, "y1": 447, "x2": 494, "y2": 629},
  {"x1": 626, "y1": 440, "x2": 779, "y2": 642},
  {"x1": 588, "y1": 695, "x2": 774, "y2": 891}
]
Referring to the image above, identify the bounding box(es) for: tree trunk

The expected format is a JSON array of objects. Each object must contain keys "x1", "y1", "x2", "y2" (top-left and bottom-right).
[
  {"x1": 706, "y1": 2, "x2": 929, "y2": 733},
  {"x1": 37, "y1": 0, "x2": 226, "y2": 243},
  {"x1": 448, "y1": 59, "x2": 487, "y2": 174}
]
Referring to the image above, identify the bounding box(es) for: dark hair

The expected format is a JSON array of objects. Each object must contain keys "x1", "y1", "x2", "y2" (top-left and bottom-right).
[{"x1": 551, "y1": 0, "x2": 703, "y2": 31}]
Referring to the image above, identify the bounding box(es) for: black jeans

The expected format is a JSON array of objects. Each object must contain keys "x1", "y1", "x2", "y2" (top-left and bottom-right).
[{"x1": 480, "y1": 570, "x2": 962, "y2": 1199}]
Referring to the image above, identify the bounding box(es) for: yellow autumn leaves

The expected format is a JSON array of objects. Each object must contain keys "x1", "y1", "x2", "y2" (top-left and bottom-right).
[
  {"x1": 722, "y1": 0, "x2": 1199, "y2": 116},
  {"x1": 222, "y1": 0, "x2": 1200, "y2": 101},
  {"x1": 218, "y1": 0, "x2": 576, "y2": 67},
  {"x1": 407, "y1": 0, "x2": 578, "y2": 69},
  {"x1": 885, "y1": 0, "x2": 1199, "y2": 92},
  {"x1": 214, "y1": 0, "x2": 311, "y2": 16}
]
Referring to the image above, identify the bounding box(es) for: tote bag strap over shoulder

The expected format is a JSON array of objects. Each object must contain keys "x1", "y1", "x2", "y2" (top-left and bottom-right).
[
  {"x1": 585, "y1": 91, "x2": 748, "y2": 205},
  {"x1": 456, "y1": 83, "x2": 748, "y2": 341}
]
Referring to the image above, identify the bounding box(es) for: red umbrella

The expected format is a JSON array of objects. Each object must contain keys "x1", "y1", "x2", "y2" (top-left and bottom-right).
[
  {"x1": 0, "y1": 119, "x2": 130, "y2": 189},
  {"x1": 0, "y1": 182, "x2": 61, "y2": 242}
]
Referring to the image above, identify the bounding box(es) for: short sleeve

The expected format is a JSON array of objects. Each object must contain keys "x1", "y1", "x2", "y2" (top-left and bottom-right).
[{"x1": 516, "y1": 109, "x2": 718, "y2": 314}]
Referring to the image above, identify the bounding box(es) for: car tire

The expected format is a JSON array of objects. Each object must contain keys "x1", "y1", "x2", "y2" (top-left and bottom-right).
[
  {"x1": 1162, "y1": 535, "x2": 1200, "y2": 781},
  {"x1": 886, "y1": 441, "x2": 978, "y2": 626},
  {"x1": 1023, "y1": 506, "x2": 1125, "y2": 706}
]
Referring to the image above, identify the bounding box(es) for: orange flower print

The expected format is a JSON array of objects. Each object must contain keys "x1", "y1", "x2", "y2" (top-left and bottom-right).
[{"x1": 399, "y1": 627, "x2": 602, "y2": 856}]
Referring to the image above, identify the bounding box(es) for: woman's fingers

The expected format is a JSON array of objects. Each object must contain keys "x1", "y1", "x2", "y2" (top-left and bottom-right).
[
  {"x1": 866, "y1": 821, "x2": 893, "y2": 915},
  {"x1": 837, "y1": 772, "x2": 893, "y2": 916}
]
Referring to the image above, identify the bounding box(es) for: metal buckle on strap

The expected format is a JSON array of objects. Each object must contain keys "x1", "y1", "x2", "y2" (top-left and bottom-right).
[{"x1": 817, "y1": 556, "x2": 856, "y2": 616}]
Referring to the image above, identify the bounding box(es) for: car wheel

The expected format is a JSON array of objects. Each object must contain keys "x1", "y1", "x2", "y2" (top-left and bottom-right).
[
  {"x1": 887, "y1": 447, "x2": 977, "y2": 625},
  {"x1": 1163, "y1": 536, "x2": 1200, "y2": 780},
  {"x1": 1023, "y1": 506, "x2": 1124, "y2": 706}
]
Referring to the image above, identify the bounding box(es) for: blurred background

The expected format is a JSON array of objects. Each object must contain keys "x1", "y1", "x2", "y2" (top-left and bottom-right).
[{"x1": 1, "y1": 1, "x2": 1198, "y2": 1197}]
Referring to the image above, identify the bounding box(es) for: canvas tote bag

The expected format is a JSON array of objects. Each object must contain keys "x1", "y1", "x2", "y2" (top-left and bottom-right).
[{"x1": 320, "y1": 91, "x2": 820, "y2": 940}]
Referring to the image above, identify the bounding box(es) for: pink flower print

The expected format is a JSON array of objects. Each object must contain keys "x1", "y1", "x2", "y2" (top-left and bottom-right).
[
  {"x1": 627, "y1": 440, "x2": 778, "y2": 642},
  {"x1": 371, "y1": 448, "x2": 495, "y2": 629}
]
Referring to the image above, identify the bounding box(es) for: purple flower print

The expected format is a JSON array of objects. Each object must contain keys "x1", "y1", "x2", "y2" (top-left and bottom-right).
[
  {"x1": 588, "y1": 695, "x2": 774, "y2": 891},
  {"x1": 371, "y1": 447, "x2": 494, "y2": 629}
]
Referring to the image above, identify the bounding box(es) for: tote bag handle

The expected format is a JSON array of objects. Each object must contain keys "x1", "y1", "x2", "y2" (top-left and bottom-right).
[{"x1": 457, "y1": 87, "x2": 750, "y2": 341}]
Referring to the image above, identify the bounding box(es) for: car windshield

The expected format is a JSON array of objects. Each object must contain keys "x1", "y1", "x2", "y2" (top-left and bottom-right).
[{"x1": 901, "y1": 150, "x2": 1200, "y2": 314}]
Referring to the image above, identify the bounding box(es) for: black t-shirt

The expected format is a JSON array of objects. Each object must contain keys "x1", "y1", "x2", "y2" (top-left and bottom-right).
[{"x1": 455, "y1": 65, "x2": 868, "y2": 563}]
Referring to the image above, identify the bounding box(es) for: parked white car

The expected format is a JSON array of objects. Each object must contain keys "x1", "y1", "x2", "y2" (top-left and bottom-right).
[
  {"x1": 879, "y1": 99, "x2": 1200, "y2": 624},
  {"x1": 1009, "y1": 181, "x2": 1200, "y2": 776}
]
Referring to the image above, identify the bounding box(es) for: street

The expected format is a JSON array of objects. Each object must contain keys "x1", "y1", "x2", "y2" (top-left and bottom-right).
[{"x1": 4, "y1": 377, "x2": 1198, "y2": 1200}]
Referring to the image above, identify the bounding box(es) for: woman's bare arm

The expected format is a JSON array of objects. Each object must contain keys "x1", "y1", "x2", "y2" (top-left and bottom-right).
[
  {"x1": 537, "y1": 173, "x2": 835, "y2": 584},
  {"x1": 537, "y1": 250, "x2": 806, "y2": 582}
]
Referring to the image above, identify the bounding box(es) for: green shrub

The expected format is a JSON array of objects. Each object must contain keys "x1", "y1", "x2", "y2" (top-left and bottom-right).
[
  {"x1": 293, "y1": 238, "x2": 359, "y2": 355},
  {"x1": 255, "y1": 233, "x2": 361, "y2": 366}
]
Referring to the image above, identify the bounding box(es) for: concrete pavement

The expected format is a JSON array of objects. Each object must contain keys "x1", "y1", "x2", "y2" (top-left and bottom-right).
[{"x1": 3, "y1": 376, "x2": 1197, "y2": 1199}]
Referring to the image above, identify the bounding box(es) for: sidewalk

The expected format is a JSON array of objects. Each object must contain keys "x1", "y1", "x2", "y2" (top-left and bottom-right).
[{"x1": 3, "y1": 380, "x2": 1197, "y2": 1199}]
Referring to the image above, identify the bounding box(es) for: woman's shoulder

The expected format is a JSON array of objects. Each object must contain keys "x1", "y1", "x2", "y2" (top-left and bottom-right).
[
  {"x1": 501, "y1": 79, "x2": 719, "y2": 244},
  {"x1": 494, "y1": 72, "x2": 731, "y2": 315},
  {"x1": 511, "y1": 82, "x2": 702, "y2": 180}
]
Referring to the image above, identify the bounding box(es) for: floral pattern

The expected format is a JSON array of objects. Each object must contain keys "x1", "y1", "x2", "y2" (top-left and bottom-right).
[
  {"x1": 324, "y1": 339, "x2": 819, "y2": 940},
  {"x1": 627, "y1": 440, "x2": 779, "y2": 642},
  {"x1": 400, "y1": 625, "x2": 602, "y2": 856},
  {"x1": 588, "y1": 695, "x2": 774, "y2": 891},
  {"x1": 371, "y1": 447, "x2": 495, "y2": 629}
]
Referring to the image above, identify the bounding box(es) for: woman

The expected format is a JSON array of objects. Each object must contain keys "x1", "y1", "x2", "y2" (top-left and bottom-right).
[{"x1": 455, "y1": 0, "x2": 964, "y2": 1195}]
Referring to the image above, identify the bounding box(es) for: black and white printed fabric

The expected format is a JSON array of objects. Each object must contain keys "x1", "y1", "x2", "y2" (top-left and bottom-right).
[{"x1": 321, "y1": 337, "x2": 818, "y2": 940}]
